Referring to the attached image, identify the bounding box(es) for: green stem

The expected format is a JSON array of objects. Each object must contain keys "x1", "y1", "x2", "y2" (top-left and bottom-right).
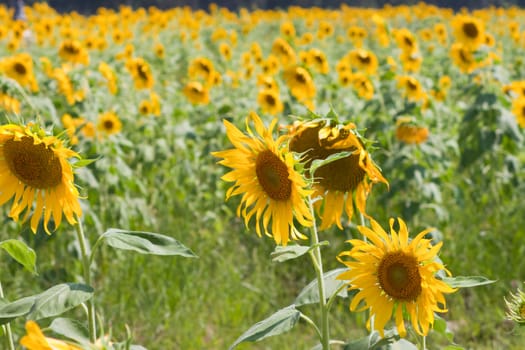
[
  {"x1": 74, "y1": 216, "x2": 97, "y2": 343},
  {"x1": 299, "y1": 313, "x2": 322, "y2": 340},
  {"x1": 422, "y1": 335, "x2": 427, "y2": 350},
  {"x1": 0, "y1": 282, "x2": 15, "y2": 350},
  {"x1": 308, "y1": 197, "x2": 330, "y2": 350}
]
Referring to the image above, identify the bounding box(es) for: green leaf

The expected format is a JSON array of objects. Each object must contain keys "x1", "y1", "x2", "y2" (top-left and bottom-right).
[
  {"x1": 228, "y1": 305, "x2": 301, "y2": 349},
  {"x1": 310, "y1": 151, "x2": 352, "y2": 176},
  {"x1": 28, "y1": 283, "x2": 94, "y2": 320},
  {"x1": 344, "y1": 329, "x2": 400, "y2": 349},
  {"x1": 0, "y1": 295, "x2": 36, "y2": 325},
  {"x1": 271, "y1": 245, "x2": 310, "y2": 262},
  {"x1": 101, "y1": 229, "x2": 197, "y2": 257},
  {"x1": 294, "y1": 268, "x2": 348, "y2": 306},
  {"x1": 443, "y1": 345, "x2": 465, "y2": 350},
  {"x1": 390, "y1": 339, "x2": 418, "y2": 349},
  {"x1": 441, "y1": 276, "x2": 496, "y2": 288},
  {"x1": 49, "y1": 318, "x2": 90, "y2": 345},
  {"x1": 71, "y1": 157, "x2": 100, "y2": 168},
  {"x1": 0, "y1": 239, "x2": 37, "y2": 275}
]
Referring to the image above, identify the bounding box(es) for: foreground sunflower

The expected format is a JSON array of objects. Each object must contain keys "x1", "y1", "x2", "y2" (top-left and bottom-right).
[
  {"x1": 20, "y1": 321, "x2": 82, "y2": 350},
  {"x1": 337, "y1": 217, "x2": 456, "y2": 337},
  {"x1": 288, "y1": 119, "x2": 387, "y2": 230},
  {"x1": 212, "y1": 112, "x2": 312, "y2": 246},
  {"x1": 0, "y1": 123, "x2": 82, "y2": 233}
]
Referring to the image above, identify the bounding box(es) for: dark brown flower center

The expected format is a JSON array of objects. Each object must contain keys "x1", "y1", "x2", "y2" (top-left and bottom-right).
[
  {"x1": 137, "y1": 64, "x2": 149, "y2": 81},
  {"x1": 103, "y1": 120, "x2": 114, "y2": 130},
  {"x1": 358, "y1": 54, "x2": 371, "y2": 65},
  {"x1": 14, "y1": 62, "x2": 27, "y2": 75},
  {"x1": 377, "y1": 251, "x2": 422, "y2": 301},
  {"x1": 264, "y1": 93, "x2": 276, "y2": 106},
  {"x1": 4, "y1": 136, "x2": 62, "y2": 189},
  {"x1": 295, "y1": 71, "x2": 307, "y2": 84},
  {"x1": 462, "y1": 22, "x2": 479, "y2": 39},
  {"x1": 255, "y1": 150, "x2": 292, "y2": 201},
  {"x1": 64, "y1": 43, "x2": 80, "y2": 55}
]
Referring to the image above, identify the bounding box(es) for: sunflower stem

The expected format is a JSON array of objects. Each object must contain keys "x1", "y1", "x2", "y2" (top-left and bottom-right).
[
  {"x1": 422, "y1": 335, "x2": 427, "y2": 350},
  {"x1": 0, "y1": 282, "x2": 15, "y2": 350},
  {"x1": 74, "y1": 217, "x2": 97, "y2": 344},
  {"x1": 308, "y1": 197, "x2": 330, "y2": 350}
]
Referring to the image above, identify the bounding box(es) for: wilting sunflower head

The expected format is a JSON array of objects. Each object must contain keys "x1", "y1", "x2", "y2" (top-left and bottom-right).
[
  {"x1": 0, "y1": 123, "x2": 82, "y2": 233},
  {"x1": 395, "y1": 117, "x2": 429, "y2": 145},
  {"x1": 288, "y1": 118, "x2": 388, "y2": 230},
  {"x1": 337, "y1": 217, "x2": 457, "y2": 337},
  {"x1": 212, "y1": 112, "x2": 313, "y2": 246},
  {"x1": 505, "y1": 286, "x2": 525, "y2": 325}
]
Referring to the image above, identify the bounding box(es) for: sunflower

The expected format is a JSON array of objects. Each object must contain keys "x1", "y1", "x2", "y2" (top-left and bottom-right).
[
  {"x1": 125, "y1": 57, "x2": 154, "y2": 90},
  {"x1": 511, "y1": 96, "x2": 525, "y2": 128},
  {"x1": 396, "y1": 76, "x2": 426, "y2": 103},
  {"x1": 452, "y1": 15, "x2": 485, "y2": 50},
  {"x1": 271, "y1": 37, "x2": 296, "y2": 67},
  {"x1": 97, "y1": 111, "x2": 122, "y2": 136},
  {"x1": 0, "y1": 53, "x2": 39, "y2": 92},
  {"x1": 450, "y1": 42, "x2": 478, "y2": 74},
  {"x1": 505, "y1": 286, "x2": 525, "y2": 324},
  {"x1": 351, "y1": 73, "x2": 374, "y2": 101},
  {"x1": 308, "y1": 48, "x2": 330, "y2": 74},
  {"x1": 0, "y1": 123, "x2": 82, "y2": 233},
  {"x1": 212, "y1": 112, "x2": 313, "y2": 246},
  {"x1": 393, "y1": 28, "x2": 418, "y2": 54},
  {"x1": 288, "y1": 120, "x2": 387, "y2": 230},
  {"x1": 348, "y1": 49, "x2": 378, "y2": 75},
  {"x1": 154, "y1": 42, "x2": 165, "y2": 59},
  {"x1": 183, "y1": 81, "x2": 210, "y2": 105},
  {"x1": 258, "y1": 88, "x2": 284, "y2": 116},
  {"x1": 283, "y1": 65, "x2": 316, "y2": 101},
  {"x1": 188, "y1": 57, "x2": 215, "y2": 81},
  {"x1": 395, "y1": 117, "x2": 429, "y2": 145},
  {"x1": 337, "y1": 217, "x2": 456, "y2": 337},
  {"x1": 20, "y1": 321, "x2": 82, "y2": 350},
  {"x1": 58, "y1": 39, "x2": 89, "y2": 65}
]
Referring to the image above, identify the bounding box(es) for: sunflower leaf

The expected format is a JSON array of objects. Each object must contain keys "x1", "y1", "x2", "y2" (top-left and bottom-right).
[
  {"x1": 294, "y1": 268, "x2": 348, "y2": 306},
  {"x1": 228, "y1": 305, "x2": 301, "y2": 349},
  {"x1": 49, "y1": 318, "x2": 90, "y2": 346},
  {"x1": 0, "y1": 239, "x2": 37, "y2": 275},
  {"x1": 441, "y1": 276, "x2": 496, "y2": 288},
  {"x1": 0, "y1": 295, "x2": 36, "y2": 325},
  {"x1": 271, "y1": 245, "x2": 310, "y2": 262},
  {"x1": 309, "y1": 151, "x2": 352, "y2": 175},
  {"x1": 343, "y1": 329, "x2": 401, "y2": 349},
  {"x1": 28, "y1": 283, "x2": 94, "y2": 320},
  {"x1": 100, "y1": 229, "x2": 197, "y2": 257}
]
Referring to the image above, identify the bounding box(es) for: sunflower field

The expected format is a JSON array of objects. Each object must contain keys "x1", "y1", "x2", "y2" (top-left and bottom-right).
[{"x1": 1, "y1": 2, "x2": 525, "y2": 350}]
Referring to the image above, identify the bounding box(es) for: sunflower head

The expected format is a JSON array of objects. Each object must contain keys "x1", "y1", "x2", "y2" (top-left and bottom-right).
[
  {"x1": 505, "y1": 287, "x2": 525, "y2": 325},
  {"x1": 0, "y1": 123, "x2": 82, "y2": 233},
  {"x1": 337, "y1": 217, "x2": 456, "y2": 337},
  {"x1": 288, "y1": 117, "x2": 388, "y2": 230},
  {"x1": 212, "y1": 112, "x2": 313, "y2": 246}
]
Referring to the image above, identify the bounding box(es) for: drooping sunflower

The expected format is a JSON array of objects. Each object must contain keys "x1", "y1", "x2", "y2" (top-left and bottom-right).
[
  {"x1": 337, "y1": 217, "x2": 456, "y2": 337},
  {"x1": 212, "y1": 112, "x2": 313, "y2": 246},
  {"x1": 288, "y1": 119, "x2": 387, "y2": 230},
  {"x1": 20, "y1": 321, "x2": 82, "y2": 350},
  {"x1": 0, "y1": 123, "x2": 82, "y2": 233},
  {"x1": 395, "y1": 117, "x2": 429, "y2": 145}
]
